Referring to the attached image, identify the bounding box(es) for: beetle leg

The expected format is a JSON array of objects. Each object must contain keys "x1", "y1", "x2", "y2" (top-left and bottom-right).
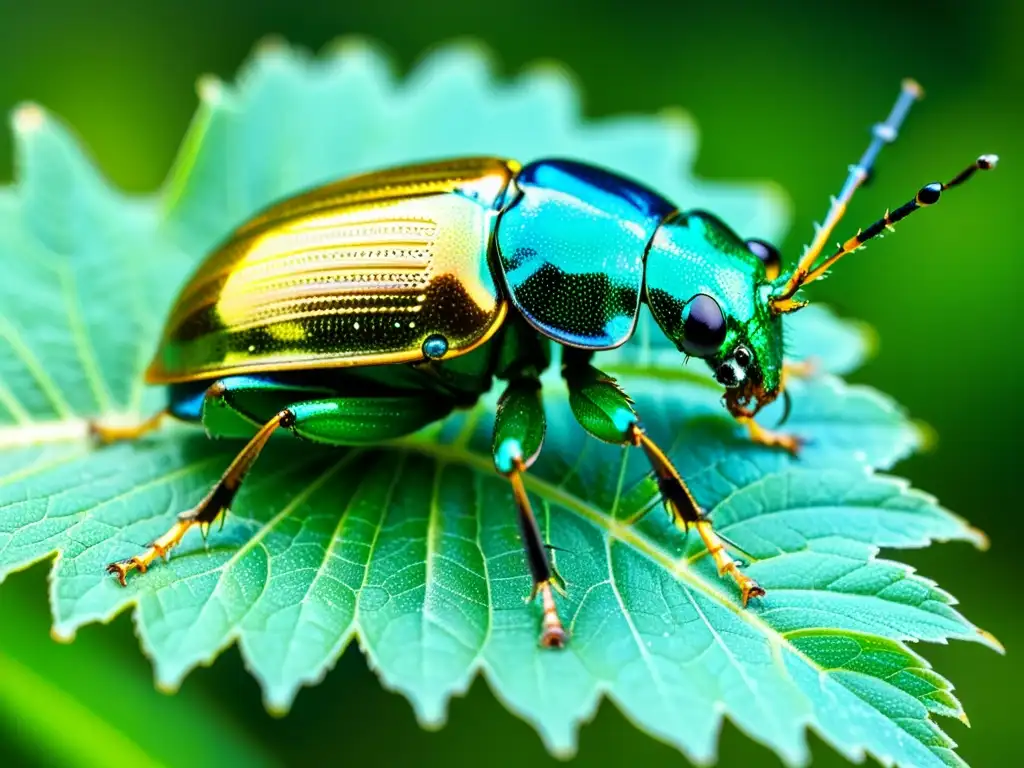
[
  {"x1": 106, "y1": 408, "x2": 292, "y2": 585},
  {"x1": 492, "y1": 376, "x2": 566, "y2": 649},
  {"x1": 783, "y1": 359, "x2": 817, "y2": 382},
  {"x1": 563, "y1": 359, "x2": 764, "y2": 607},
  {"x1": 106, "y1": 384, "x2": 457, "y2": 585},
  {"x1": 627, "y1": 423, "x2": 765, "y2": 606},
  {"x1": 89, "y1": 410, "x2": 167, "y2": 445},
  {"x1": 506, "y1": 462, "x2": 567, "y2": 649},
  {"x1": 738, "y1": 360, "x2": 817, "y2": 454},
  {"x1": 737, "y1": 417, "x2": 803, "y2": 456}
]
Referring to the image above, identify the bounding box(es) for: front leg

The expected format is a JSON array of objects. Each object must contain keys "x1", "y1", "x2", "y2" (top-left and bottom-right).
[
  {"x1": 738, "y1": 360, "x2": 816, "y2": 454},
  {"x1": 736, "y1": 416, "x2": 803, "y2": 455},
  {"x1": 563, "y1": 359, "x2": 764, "y2": 606}
]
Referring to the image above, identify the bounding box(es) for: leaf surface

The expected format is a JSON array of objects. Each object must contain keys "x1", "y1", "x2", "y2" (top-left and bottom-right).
[{"x1": 0, "y1": 41, "x2": 994, "y2": 767}]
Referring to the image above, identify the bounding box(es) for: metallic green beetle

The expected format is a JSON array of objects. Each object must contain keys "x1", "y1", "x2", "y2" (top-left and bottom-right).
[{"x1": 101, "y1": 80, "x2": 995, "y2": 648}]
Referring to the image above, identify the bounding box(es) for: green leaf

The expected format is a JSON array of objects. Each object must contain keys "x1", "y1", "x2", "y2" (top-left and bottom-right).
[{"x1": 0, "y1": 40, "x2": 997, "y2": 768}]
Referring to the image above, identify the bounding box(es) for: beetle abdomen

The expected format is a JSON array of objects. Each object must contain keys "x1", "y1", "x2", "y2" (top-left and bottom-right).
[{"x1": 147, "y1": 158, "x2": 516, "y2": 383}]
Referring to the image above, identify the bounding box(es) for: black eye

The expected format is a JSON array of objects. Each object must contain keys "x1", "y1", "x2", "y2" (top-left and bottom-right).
[
  {"x1": 734, "y1": 346, "x2": 751, "y2": 367},
  {"x1": 745, "y1": 238, "x2": 782, "y2": 280},
  {"x1": 679, "y1": 294, "x2": 726, "y2": 358}
]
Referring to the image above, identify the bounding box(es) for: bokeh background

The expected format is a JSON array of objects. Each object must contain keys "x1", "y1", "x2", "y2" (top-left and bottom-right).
[{"x1": 0, "y1": 0, "x2": 1019, "y2": 765}]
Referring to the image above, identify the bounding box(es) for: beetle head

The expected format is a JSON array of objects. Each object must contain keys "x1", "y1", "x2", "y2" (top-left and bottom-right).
[{"x1": 645, "y1": 211, "x2": 784, "y2": 417}]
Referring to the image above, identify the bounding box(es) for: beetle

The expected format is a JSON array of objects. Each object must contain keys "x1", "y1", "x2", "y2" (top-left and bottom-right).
[{"x1": 99, "y1": 79, "x2": 995, "y2": 648}]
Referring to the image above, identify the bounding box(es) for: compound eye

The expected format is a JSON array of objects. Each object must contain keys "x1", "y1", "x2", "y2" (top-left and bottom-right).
[
  {"x1": 745, "y1": 238, "x2": 782, "y2": 280},
  {"x1": 680, "y1": 294, "x2": 727, "y2": 358}
]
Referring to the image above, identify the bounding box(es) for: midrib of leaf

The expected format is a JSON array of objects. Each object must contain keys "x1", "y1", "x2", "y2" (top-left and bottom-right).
[{"x1": 0, "y1": 648, "x2": 162, "y2": 768}]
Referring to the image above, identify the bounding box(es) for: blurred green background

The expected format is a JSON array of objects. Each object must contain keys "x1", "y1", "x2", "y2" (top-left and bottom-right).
[{"x1": 0, "y1": 0, "x2": 1019, "y2": 765}]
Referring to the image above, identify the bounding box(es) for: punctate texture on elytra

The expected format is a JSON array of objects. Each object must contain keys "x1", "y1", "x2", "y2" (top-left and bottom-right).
[{"x1": 0, "y1": 40, "x2": 996, "y2": 768}]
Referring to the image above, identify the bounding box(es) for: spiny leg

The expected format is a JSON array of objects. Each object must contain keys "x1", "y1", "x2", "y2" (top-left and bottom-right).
[
  {"x1": 106, "y1": 378, "x2": 456, "y2": 585},
  {"x1": 563, "y1": 356, "x2": 764, "y2": 606},
  {"x1": 106, "y1": 408, "x2": 293, "y2": 585},
  {"x1": 626, "y1": 423, "x2": 763, "y2": 605},
  {"x1": 493, "y1": 375, "x2": 566, "y2": 648}
]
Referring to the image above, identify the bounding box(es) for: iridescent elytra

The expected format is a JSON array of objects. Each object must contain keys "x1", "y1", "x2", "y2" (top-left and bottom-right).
[{"x1": 99, "y1": 79, "x2": 996, "y2": 648}]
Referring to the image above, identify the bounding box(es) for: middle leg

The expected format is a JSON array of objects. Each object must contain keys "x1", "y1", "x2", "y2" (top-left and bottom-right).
[{"x1": 492, "y1": 375, "x2": 567, "y2": 648}]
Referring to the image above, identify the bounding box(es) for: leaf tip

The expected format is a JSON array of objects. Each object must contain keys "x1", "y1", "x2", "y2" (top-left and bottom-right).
[
  {"x1": 196, "y1": 74, "x2": 226, "y2": 106},
  {"x1": 966, "y1": 525, "x2": 990, "y2": 551},
  {"x1": 12, "y1": 102, "x2": 46, "y2": 134},
  {"x1": 49, "y1": 624, "x2": 75, "y2": 644},
  {"x1": 322, "y1": 34, "x2": 386, "y2": 61},
  {"x1": 410, "y1": 697, "x2": 451, "y2": 732},
  {"x1": 977, "y1": 627, "x2": 1005, "y2": 654},
  {"x1": 656, "y1": 104, "x2": 697, "y2": 133},
  {"x1": 264, "y1": 700, "x2": 291, "y2": 719},
  {"x1": 155, "y1": 676, "x2": 182, "y2": 695},
  {"x1": 254, "y1": 33, "x2": 289, "y2": 55},
  {"x1": 958, "y1": 711, "x2": 971, "y2": 728},
  {"x1": 911, "y1": 418, "x2": 938, "y2": 453},
  {"x1": 859, "y1": 319, "x2": 881, "y2": 361}
]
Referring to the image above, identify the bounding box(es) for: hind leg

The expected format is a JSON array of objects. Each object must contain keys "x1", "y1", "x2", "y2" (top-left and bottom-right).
[{"x1": 107, "y1": 376, "x2": 453, "y2": 584}]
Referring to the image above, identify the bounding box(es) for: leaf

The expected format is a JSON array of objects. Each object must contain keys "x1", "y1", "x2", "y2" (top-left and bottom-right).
[{"x1": 0, "y1": 40, "x2": 997, "y2": 768}]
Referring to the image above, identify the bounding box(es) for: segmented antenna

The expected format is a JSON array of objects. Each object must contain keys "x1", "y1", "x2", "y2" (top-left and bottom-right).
[
  {"x1": 800, "y1": 155, "x2": 998, "y2": 285},
  {"x1": 771, "y1": 80, "x2": 923, "y2": 311},
  {"x1": 770, "y1": 80, "x2": 997, "y2": 313}
]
